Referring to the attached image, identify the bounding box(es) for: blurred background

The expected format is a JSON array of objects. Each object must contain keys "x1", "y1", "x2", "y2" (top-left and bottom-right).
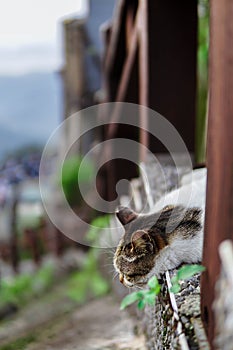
[
  {"x1": 0, "y1": 0, "x2": 84, "y2": 158},
  {"x1": 0, "y1": 0, "x2": 116, "y2": 268}
]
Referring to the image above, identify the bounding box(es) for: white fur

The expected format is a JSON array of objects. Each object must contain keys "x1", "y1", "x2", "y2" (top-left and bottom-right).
[
  {"x1": 146, "y1": 169, "x2": 207, "y2": 278},
  {"x1": 140, "y1": 169, "x2": 206, "y2": 281},
  {"x1": 147, "y1": 232, "x2": 203, "y2": 278},
  {"x1": 152, "y1": 168, "x2": 207, "y2": 212}
]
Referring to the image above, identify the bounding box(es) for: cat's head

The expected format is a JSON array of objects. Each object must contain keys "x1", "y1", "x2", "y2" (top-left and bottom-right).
[
  {"x1": 113, "y1": 206, "x2": 166, "y2": 287},
  {"x1": 113, "y1": 205, "x2": 202, "y2": 287}
]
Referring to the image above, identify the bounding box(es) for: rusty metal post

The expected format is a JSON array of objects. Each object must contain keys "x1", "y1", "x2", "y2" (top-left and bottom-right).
[
  {"x1": 138, "y1": 0, "x2": 149, "y2": 162},
  {"x1": 201, "y1": 0, "x2": 233, "y2": 347}
]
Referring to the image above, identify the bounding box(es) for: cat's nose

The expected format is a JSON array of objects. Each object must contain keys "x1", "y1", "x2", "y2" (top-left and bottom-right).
[{"x1": 119, "y1": 274, "x2": 124, "y2": 284}]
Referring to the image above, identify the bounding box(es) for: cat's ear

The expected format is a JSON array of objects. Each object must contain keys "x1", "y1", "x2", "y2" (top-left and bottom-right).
[
  {"x1": 131, "y1": 230, "x2": 154, "y2": 252},
  {"x1": 116, "y1": 206, "x2": 138, "y2": 226}
]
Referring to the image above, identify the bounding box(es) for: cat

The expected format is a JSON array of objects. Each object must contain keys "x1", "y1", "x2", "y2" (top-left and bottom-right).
[{"x1": 113, "y1": 169, "x2": 206, "y2": 288}]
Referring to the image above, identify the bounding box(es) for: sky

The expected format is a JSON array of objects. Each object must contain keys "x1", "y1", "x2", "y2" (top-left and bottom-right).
[{"x1": 0, "y1": 0, "x2": 87, "y2": 75}]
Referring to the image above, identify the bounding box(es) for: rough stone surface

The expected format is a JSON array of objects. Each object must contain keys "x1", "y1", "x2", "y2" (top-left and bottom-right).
[
  {"x1": 144, "y1": 278, "x2": 177, "y2": 350},
  {"x1": 214, "y1": 240, "x2": 233, "y2": 350}
]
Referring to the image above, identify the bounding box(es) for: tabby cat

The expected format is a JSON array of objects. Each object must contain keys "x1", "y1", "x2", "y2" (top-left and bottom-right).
[{"x1": 114, "y1": 170, "x2": 206, "y2": 287}]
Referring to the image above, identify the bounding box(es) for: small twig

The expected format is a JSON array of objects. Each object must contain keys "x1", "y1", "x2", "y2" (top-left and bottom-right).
[{"x1": 166, "y1": 271, "x2": 190, "y2": 350}]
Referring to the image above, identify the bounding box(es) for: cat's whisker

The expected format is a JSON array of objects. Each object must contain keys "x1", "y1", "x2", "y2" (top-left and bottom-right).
[
  {"x1": 102, "y1": 264, "x2": 115, "y2": 270},
  {"x1": 102, "y1": 257, "x2": 115, "y2": 265},
  {"x1": 101, "y1": 248, "x2": 116, "y2": 257},
  {"x1": 101, "y1": 252, "x2": 114, "y2": 258},
  {"x1": 112, "y1": 272, "x2": 118, "y2": 281},
  {"x1": 99, "y1": 238, "x2": 117, "y2": 252},
  {"x1": 134, "y1": 285, "x2": 144, "y2": 290},
  {"x1": 102, "y1": 262, "x2": 114, "y2": 266},
  {"x1": 105, "y1": 254, "x2": 116, "y2": 261}
]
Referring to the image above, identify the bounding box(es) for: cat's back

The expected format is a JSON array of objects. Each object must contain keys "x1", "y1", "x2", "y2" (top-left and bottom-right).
[{"x1": 152, "y1": 168, "x2": 207, "y2": 212}]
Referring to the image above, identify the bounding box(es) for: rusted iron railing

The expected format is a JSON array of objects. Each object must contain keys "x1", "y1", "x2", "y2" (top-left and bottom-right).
[
  {"x1": 201, "y1": 0, "x2": 233, "y2": 347},
  {"x1": 101, "y1": 0, "x2": 197, "y2": 201}
]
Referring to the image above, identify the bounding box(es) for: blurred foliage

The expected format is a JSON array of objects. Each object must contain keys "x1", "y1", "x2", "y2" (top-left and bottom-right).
[
  {"x1": 67, "y1": 216, "x2": 110, "y2": 304},
  {"x1": 0, "y1": 215, "x2": 110, "y2": 315},
  {"x1": 61, "y1": 155, "x2": 95, "y2": 206},
  {"x1": 0, "y1": 264, "x2": 54, "y2": 309},
  {"x1": 0, "y1": 334, "x2": 37, "y2": 350},
  {"x1": 17, "y1": 213, "x2": 42, "y2": 236},
  {"x1": 67, "y1": 249, "x2": 109, "y2": 303},
  {"x1": 86, "y1": 215, "x2": 110, "y2": 243},
  {"x1": 196, "y1": 0, "x2": 209, "y2": 163}
]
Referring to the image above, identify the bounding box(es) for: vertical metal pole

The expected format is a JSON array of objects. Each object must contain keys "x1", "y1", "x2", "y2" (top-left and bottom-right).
[
  {"x1": 138, "y1": 0, "x2": 149, "y2": 162},
  {"x1": 201, "y1": 0, "x2": 233, "y2": 347}
]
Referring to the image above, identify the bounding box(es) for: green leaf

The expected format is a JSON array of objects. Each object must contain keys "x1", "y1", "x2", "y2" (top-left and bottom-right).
[
  {"x1": 120, "y1": 291, "x2": 141, "y2": 310},
  {"x1": 171, "y1": 275, "x2": 178, "y2": 285},
  {"x1": 170, "y1": 283, "x2": 181, "y2": 294},
  {"x1": 144, "y1": 292, "x2": 156, "y2": 305},
  {"x1": 176, "y1": 264, "x2": 205, "y2": 281},
  {"x1": 153, "y1": 284, "x2": 161, "y2": 295},
  {"x1": 148, "y1": 276, "x2": 159, "y2": 289},
  {"x1": 137, "y1": 299, "x2": 146, "y2": 310}
]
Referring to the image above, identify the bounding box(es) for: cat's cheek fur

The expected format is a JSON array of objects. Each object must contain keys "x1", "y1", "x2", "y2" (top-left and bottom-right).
[{"x1": 113, "y1": 257, "x2": 120, "y2": 274}]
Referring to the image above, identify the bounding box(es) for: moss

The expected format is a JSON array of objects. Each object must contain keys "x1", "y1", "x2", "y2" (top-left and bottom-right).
[{"x1": 0, "y1": 334, "x2": 36, "y2": 350}]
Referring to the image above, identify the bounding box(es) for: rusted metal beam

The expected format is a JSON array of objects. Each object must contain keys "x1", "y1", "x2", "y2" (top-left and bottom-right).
[
  {"x1": 102, "y1": 2, "x2": 140, "y2": 202},
  {"x1": 105, "y1": 1, "x2": 139, "y2": 103},
  {"x1": 138, "y1": 0, "x2": 149, "y2": 162},
  {"x1": 107, "y1": 25, "x2": 138, "y2": 138},
  {"x1": 201, "y1": 0, "x2": 233, "y2": 347},
  {"x1": 147, "y1": 0, "x2": 197, "y2": 153},
  {"x1": 104, "y1": 0, "x2": 127, "y2": 76}
]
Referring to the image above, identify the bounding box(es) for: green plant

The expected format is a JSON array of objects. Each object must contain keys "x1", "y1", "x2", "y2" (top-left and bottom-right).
[
  {"x1": 0, "y1": 334, "x2": 37, "y2": 350},
  {"x1": 196, "y1": 0, "x2": 209, "y2": 163},
  {"x1": 120, "y1": 264, "x2": 205, "y2": 310},
  {"x1": 170, "y1": 264, "x2": 205, "y2": 293},
  {"x1": 0, "y1": 265, "x2": 55, "y2": 309},
  {"x1": 67, "y1": 249, "x2": 109, "y2": 303},
  {"x1": 61, "y1": 155, "x2": 94, "y2": 206},
  {"x1": 120, "y1": 276, "x2": 160, "y2": 310},
  {"x1": 86, "y1": 215, "x2": 110, "y2": 243},
  {"x1": 66, "y1": 216, "x2": 110, "y2": 303}
]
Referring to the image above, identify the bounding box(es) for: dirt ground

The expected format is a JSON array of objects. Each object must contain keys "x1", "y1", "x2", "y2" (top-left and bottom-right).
[
  {"x1": 26, "y1": 296, "x2": 146, "y2": 350},
  {"x1": 0, "y1": 294, "x2": 147, "y2": 350}
]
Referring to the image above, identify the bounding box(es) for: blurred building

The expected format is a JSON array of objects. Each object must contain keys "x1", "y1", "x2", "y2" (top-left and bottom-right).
[{"x1": 61, "y1": 0, "x2": 115, "y2": 156}]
